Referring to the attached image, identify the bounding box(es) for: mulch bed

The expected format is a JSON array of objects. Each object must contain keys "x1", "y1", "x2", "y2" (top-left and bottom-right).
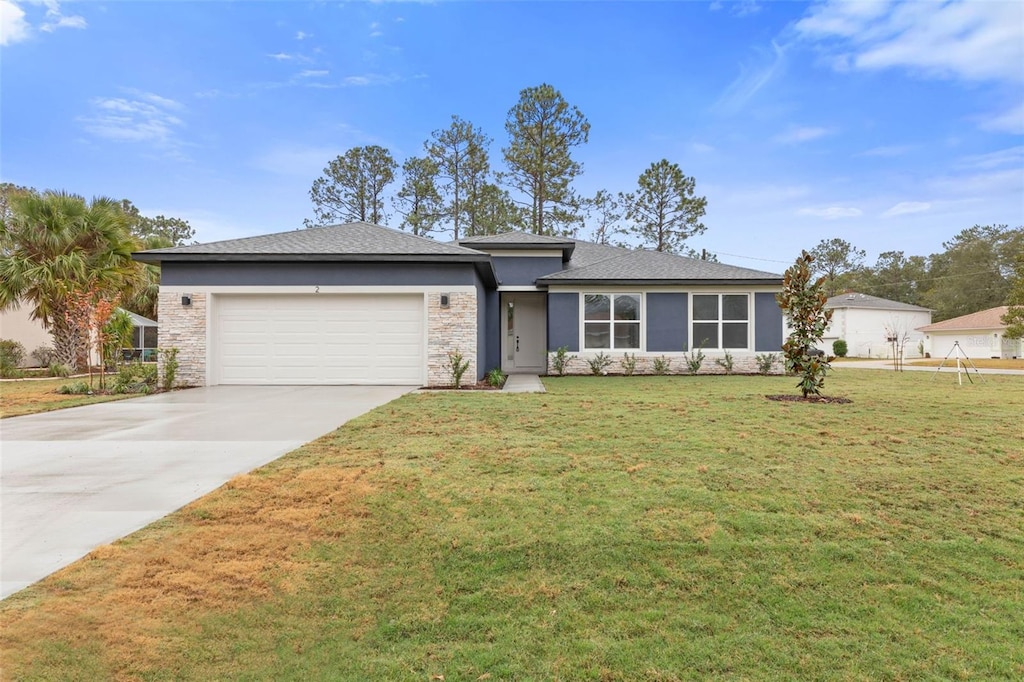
[
  {"x1": 766, "y1": 394, "x2": 853, "y2": 404},
  {"x1": 424, "y1": 381, "x2": 503, "y2": 391}
]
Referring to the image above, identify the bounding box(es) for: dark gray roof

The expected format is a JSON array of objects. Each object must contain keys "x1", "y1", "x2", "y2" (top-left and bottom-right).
[
  {"x1": 458, "y1": 231, "x2": 573, "y2": 246},
  {"x1": 134, "y1": 222, "x2": 489, "y2": 262},
  {"x1": 826, "y1": 292, "x2": 931, "y2": 312},
  {"x1": 538, "y1": 248, "x2": 782, "y2": 284}
]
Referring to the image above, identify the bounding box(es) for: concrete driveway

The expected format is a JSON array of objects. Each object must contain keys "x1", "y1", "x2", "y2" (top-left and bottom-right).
[{"x1": 0, "y1": 385, "x2": 415, "y2": 599}]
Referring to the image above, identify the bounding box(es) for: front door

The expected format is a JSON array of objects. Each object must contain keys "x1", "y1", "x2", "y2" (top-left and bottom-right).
[{"x1": 502, "y1": 293, "x2": 547, "y2": 373}]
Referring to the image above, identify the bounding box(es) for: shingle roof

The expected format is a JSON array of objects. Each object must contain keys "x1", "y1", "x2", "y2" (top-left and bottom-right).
[
  {"x1": 917, "y1": 306, "x2": 1010, "y2": 332},
  {"x1": 537, "y1": 248, "x2": 781, "y2": 284},
  {"x1": 135, "y1": 222, "x2": 489, "y2": 261},
  {"x1": 458, "y1": 232, "x2": 574, "y2": 246},
  {"x1": 826, "y1": 292, "x2": 931, "y2": 312}
]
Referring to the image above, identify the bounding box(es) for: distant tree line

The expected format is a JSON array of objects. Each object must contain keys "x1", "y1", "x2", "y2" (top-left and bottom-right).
[
  {"x1": 805, "y1": 225, "x2": 1023, "y2": 322},
  {"x1": 305, "y1": 83, "x2": 709, "y2": 257}
]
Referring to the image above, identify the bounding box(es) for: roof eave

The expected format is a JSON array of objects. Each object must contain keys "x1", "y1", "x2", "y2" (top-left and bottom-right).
[
  {"x1": 461, "y1": 241, "x2": 577, "y2": 261},
  {"x1": 132, "y1": 252, "x2": 493, "y2": 264},
  {"x1": 536, "y1": 277, "x2": 783, "y2": 287}
]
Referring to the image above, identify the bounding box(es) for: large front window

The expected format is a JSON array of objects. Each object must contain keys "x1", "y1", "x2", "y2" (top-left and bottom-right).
[
  {"x1": 584, "y1": 294, "x2": 641, "y2": 349},
  {"x1": 692, "y1": 294, "x2": 749, "y2": 349}
]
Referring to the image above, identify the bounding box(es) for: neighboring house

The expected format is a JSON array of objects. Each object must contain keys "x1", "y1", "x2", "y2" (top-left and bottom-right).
[
  {"x1": 918, "y1": 306, "x2": 1022, "y2": 360},
  {"x1": 134, "y1": 222, "x2": 785, "y2": 386},
  {"x1": 822, "y1": 292, "x2": 932, "y2": 358},
  {"x1": 0, "y1": 304, "x2": 158, "y2": 366}
]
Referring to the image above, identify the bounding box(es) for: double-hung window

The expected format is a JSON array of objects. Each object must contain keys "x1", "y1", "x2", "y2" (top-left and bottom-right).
[
  {"x1": 584, "y1": 294, "x2": 641, "y2": 350},
  {"x1": 692, "y1": 294, "x2": 749, "y2": 349}
]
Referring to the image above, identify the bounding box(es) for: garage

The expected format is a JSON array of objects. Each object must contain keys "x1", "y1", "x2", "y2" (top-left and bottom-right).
[{"x1": 214, "y1": 294, "x2": 424, "y2": 385}]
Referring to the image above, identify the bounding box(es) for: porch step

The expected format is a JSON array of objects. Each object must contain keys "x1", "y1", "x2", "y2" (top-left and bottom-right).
[{"x1": 502, "y1": 374, "x2": 546, "y2": 393}]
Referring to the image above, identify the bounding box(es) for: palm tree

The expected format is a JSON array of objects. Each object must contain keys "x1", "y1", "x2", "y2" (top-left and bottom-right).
[{"x1": 0, "y1": 191, "x2": 141, "y2": 368}]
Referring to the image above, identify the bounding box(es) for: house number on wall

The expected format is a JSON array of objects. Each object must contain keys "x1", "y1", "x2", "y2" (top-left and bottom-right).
[{"x1": 315, "y1": 285, "x2": 320, "y2": 294}]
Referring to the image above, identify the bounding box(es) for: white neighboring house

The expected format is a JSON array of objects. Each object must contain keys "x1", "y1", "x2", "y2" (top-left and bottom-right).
[
  {"x1": 823, "y1": 292, "x2": 932, "y2": 358},
  {"x1": 918, "y1": 306, "x2": 1022, "y2": 360}
]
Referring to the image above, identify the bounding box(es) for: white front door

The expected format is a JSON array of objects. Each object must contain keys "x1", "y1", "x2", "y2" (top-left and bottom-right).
[{"x1": 502, "y1": 293, "x2": 547, "y2": 373}]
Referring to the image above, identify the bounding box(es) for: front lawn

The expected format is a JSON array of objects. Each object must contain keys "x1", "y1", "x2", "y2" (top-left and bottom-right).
[
  {"x1": 0, "y1": 377, "x2": 145, "y2": 418},
  {"x1": 2, "y1": 371, "x2": 1022, "y2": 680}
]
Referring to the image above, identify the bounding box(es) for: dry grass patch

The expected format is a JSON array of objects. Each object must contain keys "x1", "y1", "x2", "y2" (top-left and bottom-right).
[{"x1": 0, "y1": 378, "x2": 142, "y2": 418}]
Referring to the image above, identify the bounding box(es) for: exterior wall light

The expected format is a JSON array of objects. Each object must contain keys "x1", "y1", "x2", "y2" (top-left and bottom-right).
[
  {"x1": 181, "y1": 294, "x2": 192, "y2": 306},
  {"x1": 440, "y1": 293, "x2": 450, "y2": 308}
]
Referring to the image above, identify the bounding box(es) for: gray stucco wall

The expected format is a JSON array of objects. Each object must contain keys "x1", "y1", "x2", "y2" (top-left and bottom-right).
[
  {"x1": 491, "y1": 256, "x2": 565, "y2": 286},
  {"x1": 547, "y1": 293, "x2": 579, "y2": 352},
  {"x1": 646, "y1": 293, "x2": 688, "y2": 352},
  {"x1": 755, "y1": 292, "x2": 784, "y2": 351},
  {"x1": 160, "y1": 261, "x2": 480, "y2": 286}
]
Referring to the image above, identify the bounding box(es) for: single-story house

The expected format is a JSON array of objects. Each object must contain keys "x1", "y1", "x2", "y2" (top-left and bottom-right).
[
  {"x1": 918, "y1": 306, "x2": 1022, "y2": 360},
  {"x1": 823, "y1": 292, "x2": 932, "y2": 358},
  {"x1": 133, "y1": 222, "x2": 786, "y2": 386},
  {"x1": 0, "y1": 304, "x2": 158, "y2": 366}
]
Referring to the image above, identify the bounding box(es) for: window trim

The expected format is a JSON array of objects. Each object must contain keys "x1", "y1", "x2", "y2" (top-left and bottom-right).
[
  {"x1": 690, "y1": 293, "x2": 751, "y2": 351},
  {"x1": 580, "y1": 292, "x2": 643, "y2": 351}
]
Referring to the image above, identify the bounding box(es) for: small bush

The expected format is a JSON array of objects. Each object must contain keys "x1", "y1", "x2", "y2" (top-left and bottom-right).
[
  {"x1": 446, "y1": 349, "x2": 471, "y2": 388},
  {"x1": 159, "y1": 347, "x2": 179, "y2": 390},
  {"x1": 112, "y1": 362, "x2": 158, "y2": 394},
  {"x1": 587, "y1": 352, "x2": 613, "y2": 376},
  {"x1": 685, "y1": 347, "x2": 706, "y2": 375},
  {"x1": 755, "y1": 353, "x2": 778, "y2": 375},
  {"x1": 714, "y1": 351, "x2": 734, "y2": 374},
  {"x1": 917, "y1": 340, "x2": 925, "y2": 357},
  {"x1": 620, "y1": 353, "x2": 637, "y2": 376},
  {"x1": 652, "y1": 355, "x2": 672, "y2": 375},
  {"x1": 49, "y1": 363, "x2": 72, "y2": 378},
  {"x1": 486, "y1": 367, "x2": 506, "y2": 388},
  {"x1": 550, "y1": 346, "x2": 575, "y2": 376},
  {"x1": 58, "y1": 381, "x2": 92, "y2": 395},
  {"x1": 0, "y1": 339, "x2": 26, "y2": 377},
  {"x1": 31, "y1": 346, "x2": 56, "y2": 367},
  {"x1": 833, "y1": 339, "x2": 848, "y2": 357}
]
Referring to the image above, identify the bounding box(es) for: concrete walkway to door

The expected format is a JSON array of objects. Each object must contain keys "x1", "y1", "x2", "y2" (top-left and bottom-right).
[{"x1": 0, "y1": 384, "x2": 415, "y2": 599}]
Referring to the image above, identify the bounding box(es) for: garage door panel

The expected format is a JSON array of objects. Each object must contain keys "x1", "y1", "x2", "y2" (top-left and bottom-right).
[{"x1": 216, "y1": 294, "x2": 424, "y2": 385}]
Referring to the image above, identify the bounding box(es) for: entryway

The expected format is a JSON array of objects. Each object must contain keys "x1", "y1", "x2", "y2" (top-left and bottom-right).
[{"x1": 501, "y1": 292, "x2": 547, "y2": 373}]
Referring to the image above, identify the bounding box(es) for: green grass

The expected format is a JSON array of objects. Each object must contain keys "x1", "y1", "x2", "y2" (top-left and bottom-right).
[
  {"x1": 2, "y1": 370, "x2": 1022, "y2": 680},
  {"x1": 0, "y1": 377, "x2": 144, "y2": 418}
]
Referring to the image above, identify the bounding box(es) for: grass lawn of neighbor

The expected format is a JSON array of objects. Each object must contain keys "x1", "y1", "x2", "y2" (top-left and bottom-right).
[
  {"x1": 2, "y1": 369, "x2": 1022, "y2": 680},
  {"x1": 0, "y1": 377, "x2": 146, "y2": 419}
]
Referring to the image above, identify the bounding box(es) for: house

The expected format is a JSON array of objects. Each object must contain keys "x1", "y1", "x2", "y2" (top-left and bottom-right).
[
  {"x1": 918, "y1": 306, "x2": 1022, "y2": 360},
  {"x1": 0, "y1": 304, "x2": 158, "y2": 367},
  {"x1": 133, "y1": 222, "x2": 786, "y2": 386},
  {"x1": 822, "y1": 292, "x2": 932, "y2": 358}
]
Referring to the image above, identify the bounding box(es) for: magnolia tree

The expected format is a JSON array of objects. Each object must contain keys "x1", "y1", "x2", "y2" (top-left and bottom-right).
[{"x1": 777, "y1": 251, "x2": 834, "y2": 398}]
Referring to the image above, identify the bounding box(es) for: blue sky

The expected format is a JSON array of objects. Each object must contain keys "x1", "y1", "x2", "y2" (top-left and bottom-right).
[{"x1": 2, "y1": 0, "x2": 1021, "y2": 269}]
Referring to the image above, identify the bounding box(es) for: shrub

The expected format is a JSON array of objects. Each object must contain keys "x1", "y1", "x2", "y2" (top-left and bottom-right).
[
  {"x1": 159, "y1": 347, "x2": 179, "y2": 390},
  {"x1": 446, "y1": 349, "x2": 471, "y2": 388},
  {"x1": 652, "y1": 355, "x2": 672, "y2": 375},
  {"x1": 57, "y1": 381, "x2": 92, "y2": 395},
  {"x1": 486, "y1": 367, "x2": 506, "y2": 388},
  {"x1": 917, "y1": 340, "x2": 925, "y2": 358},
  {"x1": 714, "y1": 351, "x2": 734, "y2": 374},
  {"x1": 31, "y1": 346, "x2": 56, "y2": 368},
  {"x1": 0, "y1": 339, "x2": 26, "y2": 377},
  {"x1": 755, "y1": 353, "x2": 778, "y2": 375},
  {"x1": 49, "y1": 363, "x2": 72, "y2": 378},
  {"x1": 777, "y1": 251, "x2": 834, "y2": 398},
  {"x1": 620, "y1": 353, "x2": 637, "y2": 376},
  {"x1": 685, "y1": 346, "x2": 706, "y2": 375},
  {"x1": 112, "y1": 362, "x2": 158, "y2": 394},
  {"x1": 833, "y1": 339, "x2": 848, "y2": 357},
  {"x1": 550, "y1": 346, "x2": 575, "y2": 376},
  {"x1": 587, "y1": 352, "x2": 613, "y2": 376}
]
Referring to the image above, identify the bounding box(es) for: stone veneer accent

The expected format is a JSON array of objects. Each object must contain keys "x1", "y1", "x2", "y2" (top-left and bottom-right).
[
  {"x1": 427, "y1": 291, "x2": 477, "y2": 386},
  {"x1": 157, "y1": 290, "x2": 207, "y2": 386},
  {"x1": 548, "y1": 351, "x2": 786, "y2": 376}
]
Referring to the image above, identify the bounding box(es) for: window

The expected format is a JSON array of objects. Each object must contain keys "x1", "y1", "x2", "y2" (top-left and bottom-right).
[
  {"x1": 584, "y1": 294, "x2": 641, "y2": 349},
  {"x1": 692, "y1": 294, "x2": 748, "y2": 349}
]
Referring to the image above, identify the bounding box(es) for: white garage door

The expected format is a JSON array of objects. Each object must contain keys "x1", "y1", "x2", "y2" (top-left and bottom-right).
[{"x1": 215, "y1": 294, "x2": 424, "y2": 385}]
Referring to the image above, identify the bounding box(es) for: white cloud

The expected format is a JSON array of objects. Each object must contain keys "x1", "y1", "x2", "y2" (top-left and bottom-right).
[
  {"x1": 369, "y1": 21, "x2": 383, "y2": 38},
  {"x1": 297, "y1": 70, "x2": 329, "y2": 78},
  {"x1": 78, "y1": 91, "x2": 187, "y2": 156},
  {"x1": 690, "y1": 142, "x2": 715, "y2": 154},
  {"x1": 40, "y1": 12, "x2": 85, "y2": 32},
  {"x1": 857, "y1": 144, "x2": 913, "y2": 158},
  {"x1": 774, "y1": 126, "x2": 832, "y2": 144},
  {"x1": 978, "y1": 102, "x2": 1024, "y2": 135},
  {"x1": 342, "y1": 73, "x2": 399, "y2": 87},
  {"x1": 957, "y1": 146, "x2": 1024, "y2": 171},
  {"x1": 714, "y1": 40, "x2": 787, "y2": 114},
  {"x1": 881, "y1": 201, "x2": 930, "y2": 217},
  {"x1": 796, "y1": 0, "x2": 1024, "y2": 83},
  {"x1": 0, "y1": 0, "x2": 30, "y2": 45},
  {"x1": 797, "y1": 206, "x2": 863, "y2": 219},
  {"x1": 295, "y1": 31, "x2": 310, "y2": 40}
]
